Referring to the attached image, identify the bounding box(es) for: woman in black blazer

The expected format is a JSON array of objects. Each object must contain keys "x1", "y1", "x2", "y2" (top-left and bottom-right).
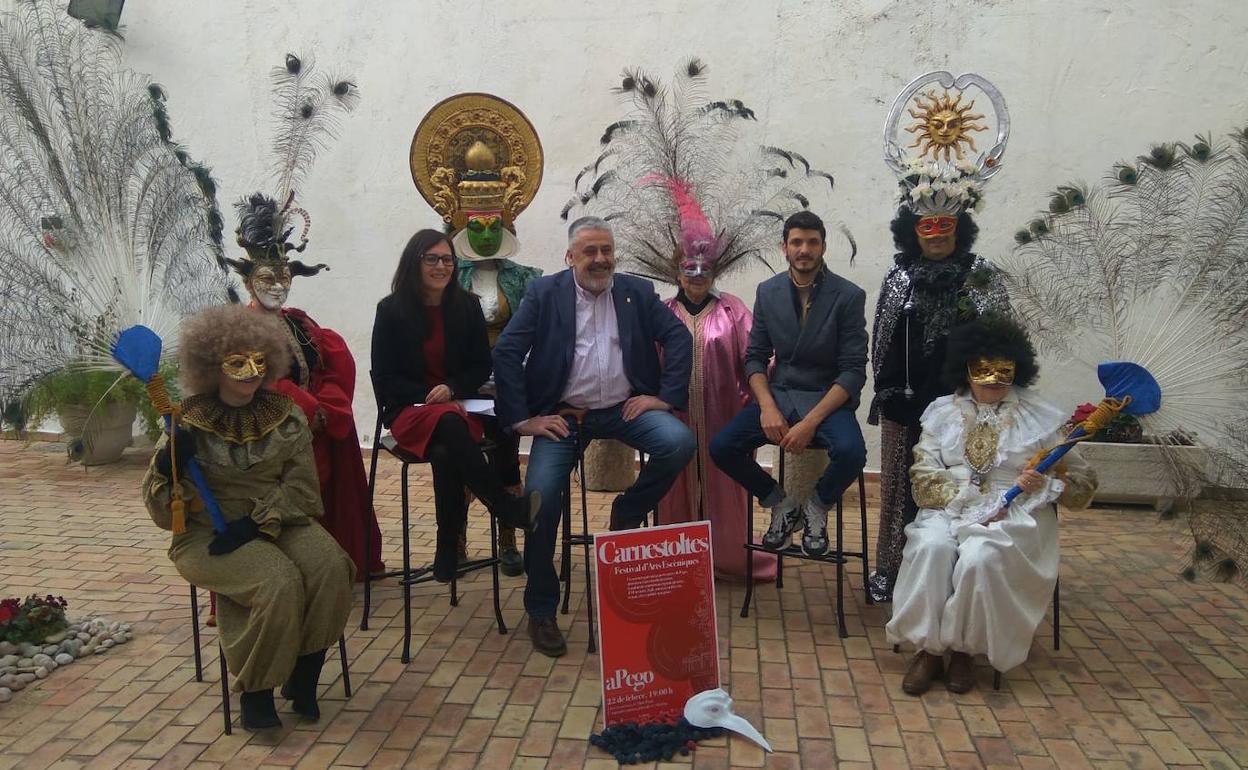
[{"x1": 372, "y1": 229, "x2": 536, "y2": 581}]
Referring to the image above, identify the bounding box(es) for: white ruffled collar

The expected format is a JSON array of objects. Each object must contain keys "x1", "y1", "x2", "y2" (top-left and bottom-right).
[{"x1": 921, "y1": 387, "x2": 1067, "y2": 465}]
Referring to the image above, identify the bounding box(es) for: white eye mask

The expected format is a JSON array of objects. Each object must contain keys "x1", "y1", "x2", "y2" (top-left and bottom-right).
[{"x1": 684, "y1": 689, "x2": 771, "y2": 752}]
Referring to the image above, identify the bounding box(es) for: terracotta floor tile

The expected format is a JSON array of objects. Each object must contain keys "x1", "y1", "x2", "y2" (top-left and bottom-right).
[{"x1": 0, "y1": 443, "x2": 1244, "y2": 770}]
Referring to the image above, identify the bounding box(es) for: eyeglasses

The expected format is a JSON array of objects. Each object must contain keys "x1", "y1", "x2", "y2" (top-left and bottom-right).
[{"x1": 421, "y1": 253, "x2": 456, "y2": 266}]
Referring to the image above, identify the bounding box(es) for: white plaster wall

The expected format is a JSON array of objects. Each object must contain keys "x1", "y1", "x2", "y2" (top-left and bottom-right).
[{"x1": 50, "y1": 0, "x2": 1248, "y2": 463}]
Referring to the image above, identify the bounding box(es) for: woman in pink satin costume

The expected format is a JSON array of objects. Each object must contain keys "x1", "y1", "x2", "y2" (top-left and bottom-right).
[{"x1": 659, "y1": 267, "x2": 777, "y2": 581}]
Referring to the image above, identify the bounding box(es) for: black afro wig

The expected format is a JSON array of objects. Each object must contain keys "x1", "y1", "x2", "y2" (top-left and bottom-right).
[
  {"x1": 890, "y1": 207, "x2": 980, "y2": 262},
  {"x1": 943, "y1": 313, "x2": 1039, "y2": 390}
]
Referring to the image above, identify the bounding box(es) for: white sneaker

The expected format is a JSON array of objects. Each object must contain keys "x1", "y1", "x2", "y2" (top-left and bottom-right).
[
  {"x1": 800, "y1": 498, "x2": 830, "y2": 557},
  {"x1": 761, "y1": 498, "x2": 803, "y2": 551}
]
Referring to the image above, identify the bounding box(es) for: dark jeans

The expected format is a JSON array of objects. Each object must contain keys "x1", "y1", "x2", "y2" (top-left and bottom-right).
[
  {"x1": 425, "y1": 413, "x2": 512, "y2": 576},
  {"x1": 709, "y1": 402, "x2": 866, "y2": 507},
  {"x1": 523, "y1": 405, "x2": 695, "y2": 618}
]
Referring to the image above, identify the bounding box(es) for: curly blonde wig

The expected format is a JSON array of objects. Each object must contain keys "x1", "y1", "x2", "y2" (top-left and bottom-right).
[{"x1": 179, "y1": 304, "x2": 291, "y2": 396}]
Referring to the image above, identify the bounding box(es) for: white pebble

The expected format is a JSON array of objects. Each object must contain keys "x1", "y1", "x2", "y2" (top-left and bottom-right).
[
  {"x1": 34, "y1": 666, "x2": 47, "y2": 679},
  {"x1": 76, "y1": 632, "x2": 90, "y2": 642},
  {"x1": 54, "y1": 653, "x2": 73, "y2": 666},
  {"x1": 0, "y1": 687, "x2": 10, "y2": 702},
  {"x1": 15, "y1": 672, "x2": 35, "y2": 684}
]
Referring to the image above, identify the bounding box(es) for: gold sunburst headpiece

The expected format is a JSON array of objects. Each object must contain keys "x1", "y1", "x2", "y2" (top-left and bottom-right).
[
  {"x1": 905, "y1": 89, "x2": 988, "y2": 161},
  {"x1": 884, "y1": 72, "x2": 1009, "y2": 217}
]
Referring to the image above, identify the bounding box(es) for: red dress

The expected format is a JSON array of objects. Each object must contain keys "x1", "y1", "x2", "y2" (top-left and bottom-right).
[
  {"x1": 390, "y1": 305, "x2": 484, "y2": 457},
  {"x1": 267, "y1": 307, "x2": 384, "y2": 577}
]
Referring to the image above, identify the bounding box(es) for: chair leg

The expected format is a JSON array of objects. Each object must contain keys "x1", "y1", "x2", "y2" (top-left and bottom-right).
[
  {"x1": 490, "y1": 506, "x2": 507, "y2": 635},
  {"x1": 560, "y1": 475, "x2": 572, "y2": 616},
  {"x1": 189, "y1": 584, "x2": 203, "y2": 683},
  {"x1": 578, "y1": 442, "x2": 596, "y2": 654},
  {"x1": 775, "y1": 453, "x2": 785, "y2": 590},
  {"x1": 218, "y1": 644, "x2": 231, "y2": 735},
  {"x1": 401, "y1": 463, "x2": 413, "y2": 665},
  {"x1": 338, "y1": 635, "x2": 351, "y2": 698},
  {"x1": 993, "y1": 670, "x2": 1002, "y2": 690},
  {"x1": 741, "y1": 495, "x2": 754, "y2": 618},
  {"x1": 362, "y1": 436, "x2": 382, "y2": 631},
  {"x1": 835, "y1": 497, "x2": 848, "y2": 639},
  {"x1": 1053, "y1": 578, "x2": 1061, "y2": 651},
  {"x1": 859, "y1": 473, "x2": 873, "y2": 605}
]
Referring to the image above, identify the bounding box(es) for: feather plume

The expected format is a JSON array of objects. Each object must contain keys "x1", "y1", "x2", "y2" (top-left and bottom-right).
[
  {"x1": 566, "y1": 57, "x2": 850, "y2": 285},
  {"x1": 1001, "y1": 126, "x2": 1248, "y2": 586},
  {"x1": 267, "y1": 52, "x2": 359, "y2": 224},
  {"x1": 0, "y1": 0, "x2": 231, "y2": 414}
]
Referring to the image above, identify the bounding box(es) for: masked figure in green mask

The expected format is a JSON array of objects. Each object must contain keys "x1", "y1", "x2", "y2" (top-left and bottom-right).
[{"x1": 412, "y1": 93, "x2": 544, "y2": 576}]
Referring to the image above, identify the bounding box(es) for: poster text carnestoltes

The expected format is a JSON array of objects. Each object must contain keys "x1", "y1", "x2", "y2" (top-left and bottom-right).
[{"x1": 594, "y1": 521, "x2": 720, "y2": 727}]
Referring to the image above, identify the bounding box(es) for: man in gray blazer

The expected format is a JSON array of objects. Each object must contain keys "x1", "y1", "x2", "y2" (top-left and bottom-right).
[{"x1": 710, "y1": 211, "x2": 868, "y2": 556}]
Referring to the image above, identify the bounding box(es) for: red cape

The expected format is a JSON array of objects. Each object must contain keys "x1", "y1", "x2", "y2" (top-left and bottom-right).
[{"x1": 269, "y1": 307, "x2": 383, "y2": 576}]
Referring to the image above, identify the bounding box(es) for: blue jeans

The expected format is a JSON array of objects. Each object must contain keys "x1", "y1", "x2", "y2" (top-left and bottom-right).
[
  {"x1": 709, "y1": 402, "x2": 866, "y2": 507},
  {"x1": 523, "y1": 405, "x2": 695, "y2": 619}
]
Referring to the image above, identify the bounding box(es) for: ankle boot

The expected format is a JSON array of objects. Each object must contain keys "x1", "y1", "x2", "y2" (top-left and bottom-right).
[
  {"x1": 281, "y1": 649, "x2": 328, "y2": 719},
  {"x1": 240, "y1": 688, "x2": 282, "y2": 730}
]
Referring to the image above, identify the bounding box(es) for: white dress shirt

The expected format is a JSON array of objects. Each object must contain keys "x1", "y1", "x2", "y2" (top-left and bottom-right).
[{"x1": 560, "y1": 278, "x2": 631, "y2": 409}]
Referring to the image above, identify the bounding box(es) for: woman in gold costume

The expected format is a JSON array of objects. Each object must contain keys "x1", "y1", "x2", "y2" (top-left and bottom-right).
[{"x1": 143, "y1": 305, "x2": 354, "y2": 730}]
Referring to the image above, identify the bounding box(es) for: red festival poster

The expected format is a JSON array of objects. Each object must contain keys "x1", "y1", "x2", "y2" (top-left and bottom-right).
[{"x1": 594, "y1": 521, "x2": 720, "y2": 727}]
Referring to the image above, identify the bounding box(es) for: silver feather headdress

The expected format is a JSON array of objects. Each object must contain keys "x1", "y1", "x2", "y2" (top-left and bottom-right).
[
  {"x1": 226, "y1": 53, "x2": 359, "y2": 279},
  {"x1": 562, "y1": 57, "x2": 853, "y2": 284},
  {"x1": 0, "y1": 0, "x2": 231, "y2": 403},
  {"x1": 1002, "y1": 128, "x2": 1248, "y2": 585}
]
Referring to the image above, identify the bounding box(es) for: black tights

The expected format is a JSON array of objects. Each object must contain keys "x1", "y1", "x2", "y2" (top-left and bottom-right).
[{"x1": 425, "y1": 412, "x2": 509, "y2": 575}]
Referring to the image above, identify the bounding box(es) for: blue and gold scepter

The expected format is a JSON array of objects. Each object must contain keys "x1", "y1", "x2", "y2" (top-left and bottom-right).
[
  {"x1": 112, "y1": 325, "x2": 227, "y2": 535},
  {"x1": 994, "y1": 362, "x2": 1161, "y2": 515}
]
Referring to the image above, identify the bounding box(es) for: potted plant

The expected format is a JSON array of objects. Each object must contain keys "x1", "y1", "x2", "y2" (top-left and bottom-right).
[
  {"x1": 21, "y1": 362, "x2": 177, "y2": 465},
  {"x1": 1065, "y1": 403, "x2": 1208, "y2": 511}
]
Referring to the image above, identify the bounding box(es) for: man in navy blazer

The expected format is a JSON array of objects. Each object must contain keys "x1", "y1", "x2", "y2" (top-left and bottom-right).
[{"x1": 493, "y1": 216, "x2": 695, "y2": 657}]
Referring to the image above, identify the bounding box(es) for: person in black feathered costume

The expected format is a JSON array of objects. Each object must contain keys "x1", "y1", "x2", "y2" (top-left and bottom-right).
[{"x1": 867, "y1": 206, "x2": 1012, "y2": 602}]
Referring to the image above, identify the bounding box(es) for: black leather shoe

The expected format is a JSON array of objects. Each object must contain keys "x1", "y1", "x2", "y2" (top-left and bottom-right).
[
  {"x1": 501, "y1": 491, "x2": 541, "y2": 532},
  {"x1": 240, "y1": 688, "x2": 282, "y2": 730},
  {"x1": 608, "y1": 496, "x2": 645, "y2": 532},
  {"x1": 280, "y1": 649, "x2": 327, "y2": 720},
  {"x1": 528, "y1": 616, "x2": 567, "y2": 658}
]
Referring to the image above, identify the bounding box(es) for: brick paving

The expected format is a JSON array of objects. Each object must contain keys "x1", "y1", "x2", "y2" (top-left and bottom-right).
[{"x1": 1, "y1": 437, "x2": 1247, "y2": 769}]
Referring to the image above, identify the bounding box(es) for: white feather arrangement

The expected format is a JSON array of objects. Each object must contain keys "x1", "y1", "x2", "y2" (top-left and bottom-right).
[
  {"x1": 0, "y1": 0, "x2": 231, "y2": 412},
  {"x1": 1002, "y1": 130, "x2": 1248, "y2": 583}
]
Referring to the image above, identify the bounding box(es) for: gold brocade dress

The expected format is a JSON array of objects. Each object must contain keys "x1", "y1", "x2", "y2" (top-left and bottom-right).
[{"x1": 142, "y1": 391, "x2": 354, "y2": 692}]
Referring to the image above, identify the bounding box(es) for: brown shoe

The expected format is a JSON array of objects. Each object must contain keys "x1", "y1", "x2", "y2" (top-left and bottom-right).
[
  {"x1": 946, "y1": 651, "x2": 975, "y2": 693},
  {"x1": 901, "y1": 651, "x2": 944, "y2": 696},
  {"x1": 528, "y1": 616, "x2": 567, "y2": 658}
]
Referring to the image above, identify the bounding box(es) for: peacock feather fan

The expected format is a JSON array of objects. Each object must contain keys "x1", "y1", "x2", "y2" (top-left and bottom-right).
[
  {"x1": 265, "y1": 52, "x2": 358, "y2": 239},
  {"x1": 1001, "y1": 127, "x2": 1248, "y2": 586},
  {"x1": 0, "y1": 0, "x2": 231, "y2": 410},
  {"x1": 563, "y1": 57, "x2": 852, "y2": 284}
]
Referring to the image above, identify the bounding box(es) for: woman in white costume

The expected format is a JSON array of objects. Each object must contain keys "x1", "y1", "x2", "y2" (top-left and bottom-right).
[{"x1": 886, "y1": 315, "x2": 1096, "y2": 695}]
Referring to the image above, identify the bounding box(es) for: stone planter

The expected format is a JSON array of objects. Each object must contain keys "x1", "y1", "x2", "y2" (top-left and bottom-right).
[
  {"x1": 56, "y1": 401, "x2": 137, "y2": 466},
  {"x1": 1077, "y1": 441, "x2": 1210, "y2": 511}
]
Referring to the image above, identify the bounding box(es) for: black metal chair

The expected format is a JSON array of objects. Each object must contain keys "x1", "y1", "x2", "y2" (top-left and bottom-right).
[
  {"x1": 361, "y1": 373, "x2": 507, "y2": 664},
  {"x1": 189, "y1": 585, "x2": 350, "y2": 735},
  {"x1": 740, "y1": 445, "x2": 872, "y2": 639}
]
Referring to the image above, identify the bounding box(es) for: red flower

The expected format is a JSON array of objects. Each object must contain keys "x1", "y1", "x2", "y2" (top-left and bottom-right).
[
  {"x1": 0, "y1": 598, "x2": 19, "y2": 625},
  {"x1": 1068, "y1": 403, "x2": 1096, "y2": 425}
]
